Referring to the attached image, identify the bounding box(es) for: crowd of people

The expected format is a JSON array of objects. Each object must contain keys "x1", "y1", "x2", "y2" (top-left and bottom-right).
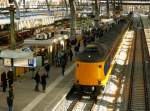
[{"x1": 81, "y1": 27, "x2": 104, "y2": 47}]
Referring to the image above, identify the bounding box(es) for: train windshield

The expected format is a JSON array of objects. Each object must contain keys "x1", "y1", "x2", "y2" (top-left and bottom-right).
[
  {"x1": 76, "y1": 44, "x2": 105, "y2": 62},
  {"x1": 84, "y1": 47, "x2": 99, "y2": 53}
]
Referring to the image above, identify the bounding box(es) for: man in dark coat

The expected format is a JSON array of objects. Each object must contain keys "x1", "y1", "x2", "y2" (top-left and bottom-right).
[
  {"x1": 69, "y1": 49, "x2": 73, "y2": 61},
  {"x1": 7, "y1": 69, "x2": 14, "y2": 88},
  {"x1": 34, "y1": 71, "x2": 40, "y2": 91},
  {"x1": 44, "y1": 64, "x2": 51, "y2": 78},
  {"x1": 1, "y1": 72, "x2": 7, "y2": 92},
  {"x1": 41, "y1": 74, "x2": 47, "y2": 93},
  {"x1": 64, "y1": 50, "x2": 68, "y2": 64},
  {"x1": 61, "y1": 57, "x2": 66, "y2": 76},
  {"x1": 74, "y1": 45, "x2": 79, "y2": 56}
]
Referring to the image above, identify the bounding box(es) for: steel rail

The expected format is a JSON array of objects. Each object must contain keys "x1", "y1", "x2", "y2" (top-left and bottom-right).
[
  {"x1": 141, "y1": 16, "x2": 150, "y2": 111},
  {"x1": 127, "y1": 17, "x2": 149, "y2": 111},
  {"x1": 67, "y1": 95, "x2": 82, "y2": 111},
  {"x1": 67, "y1": 94, "x2": 97, "y2": 111}
]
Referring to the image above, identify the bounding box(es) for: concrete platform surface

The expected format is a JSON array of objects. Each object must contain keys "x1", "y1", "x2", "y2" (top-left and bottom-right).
[{"x1": 0, "y1": 57, "x2": 75, "y2": 111}]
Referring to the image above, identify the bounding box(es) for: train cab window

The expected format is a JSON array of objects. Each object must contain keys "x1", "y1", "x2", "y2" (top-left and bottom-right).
[
  {"x1": 77, "y1": 44, "x2": 106, "y2": 62},
  {"x1": 83, "y1": 45, "x2": 105, "y2": 58},
  {"x1": 84, "y1": 47, "x2": 98, "y2": 53}
]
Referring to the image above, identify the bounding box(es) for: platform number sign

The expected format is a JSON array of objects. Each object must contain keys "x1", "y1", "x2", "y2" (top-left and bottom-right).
[{"x1": 28, "y1": 59, "x2": 34, "y2": 67}]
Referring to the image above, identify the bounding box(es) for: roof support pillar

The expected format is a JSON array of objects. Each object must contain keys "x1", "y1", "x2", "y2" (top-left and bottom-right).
[
  {"x1": 45, "y1": 0, "x2": 51, "y2": 15},
  {"x1": 106, "y1": 0, "x2": 109, "y2": 17},
  {"x1": 94, "y1": 0, "x2": 99, "y2": 28},
  {"x1": 14, "y1": 0, "x2": 20, "y2": 19},
  {"x1": 69, "y1": 0, "x2": 76, "y2": 40},
  {"x1": 9, "y1": 4, "x2": 16, "y2": 49},
  {"x1": 64, "y1": 0, "x2": 69, "y2": 16}
]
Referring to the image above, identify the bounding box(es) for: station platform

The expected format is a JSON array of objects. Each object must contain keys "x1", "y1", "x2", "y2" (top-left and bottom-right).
[{"x1": 0, "y1": 53, "x2": 76, "y2": 111}]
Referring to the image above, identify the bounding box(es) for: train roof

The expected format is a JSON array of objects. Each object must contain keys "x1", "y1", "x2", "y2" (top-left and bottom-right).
[{"x1": 76, "y1": 42, "x2": 108, "y2": 62}]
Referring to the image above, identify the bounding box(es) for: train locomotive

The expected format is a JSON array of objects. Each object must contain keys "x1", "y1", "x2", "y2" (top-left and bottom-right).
[
  {"x1": 66, "y1": 40, "x2": 118, "y2": 99},
  {"x1": 76, "y1": 43, "x2": 111, "y2": 85}
]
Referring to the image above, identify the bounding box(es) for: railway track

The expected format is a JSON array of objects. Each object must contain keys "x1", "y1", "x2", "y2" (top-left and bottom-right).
[
  {"x1": 127, "y1": 17, "x2": 149, "y2": 111},
  {"x1": 141, "y1": 15, "x2": 150, "y2": 110},
  {"x1": 67, "y1": 95, "x2": 96, "y2": 111}
]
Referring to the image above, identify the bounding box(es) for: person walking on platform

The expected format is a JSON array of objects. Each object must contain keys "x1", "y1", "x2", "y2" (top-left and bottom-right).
[
  {"x1": 74, "y1": 45, "x2": 79, "y2": 56},
  {"x1": 61, "y1": 57, "x2": 66, "y2": 76},
  {"x1": 64, "y1": 50, "x2": 68, "y2": 65},
  {"x1": 77, "y1": 41, "x2": 80, "y2": 49},
  {"x1": 40, "y1": 74, "x2": 47, "y2": 93},
  {"x1": 57, "y1": 52, "x2": 62, "y2": 67},
  {"x1": 34, "y1": 70, "x2": 40, "y2": 91},
  {"x1": 39, "y1": 67, "x2": 47, "y2": 92},
  {"x1": 44, "y1": 63, "x2": 51, "y2": 78},
  {"x1": 69, "y1": 48, "x2": 73, "y2": 61},
  {"x1": 73, "y1": 38, "x2": 77, "y2": 45},
  {"x1": 7, "y1": 68, "x2": 14, "y2": 88},
  {"x1": 1, "y1": 71, "x2": 7, "y2": 92},
  {"x1": 66, "y1": 39, "x2": 71, "y2": 49},
  {"x1": 7, "y1": 86, "x2": 14, "y2": 111}
]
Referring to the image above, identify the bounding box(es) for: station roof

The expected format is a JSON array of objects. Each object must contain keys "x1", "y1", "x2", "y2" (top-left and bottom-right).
[
  {"x1": 0, "y1": 0, "x2": 150, "y2": 8},
  {"x1": 0, "y1": 0, "x2": 62, "y2": 7}
]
